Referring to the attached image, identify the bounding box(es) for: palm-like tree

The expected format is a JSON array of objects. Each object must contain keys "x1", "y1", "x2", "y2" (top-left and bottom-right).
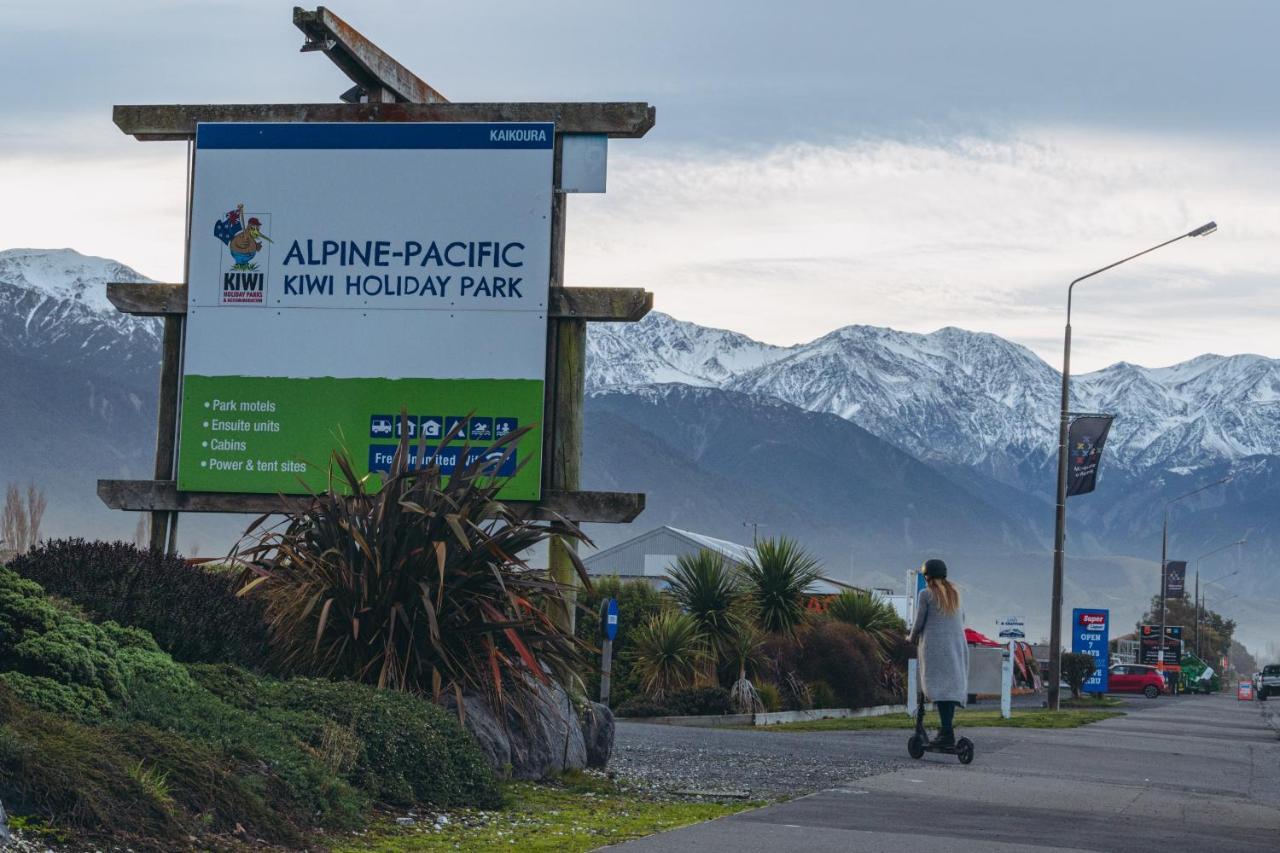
[
  {"x1": 826, "y1": 590, "x2": 907, "y2": 659},
  {"x1": 630, "y1": 610, "x2": 708, "y2": 699},
  {"x1": 666, "y1": 549, "x2": 745, "y2": 661},
  {"x1": 724, "y1": 619, "x2": 767, "y2": 713},
  {"x1": 742, "y1": 536, "x2": 823, "y2": 636}
]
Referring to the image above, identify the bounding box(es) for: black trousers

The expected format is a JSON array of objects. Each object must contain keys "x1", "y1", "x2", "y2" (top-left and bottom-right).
[{"x1": 937, "y1": 700, "x2": 959, "y2": 731}]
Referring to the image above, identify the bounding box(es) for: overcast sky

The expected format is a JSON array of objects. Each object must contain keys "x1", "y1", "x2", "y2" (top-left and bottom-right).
[{"x1": 2, "y1": 0, "x2": 1277, "y2": 371}]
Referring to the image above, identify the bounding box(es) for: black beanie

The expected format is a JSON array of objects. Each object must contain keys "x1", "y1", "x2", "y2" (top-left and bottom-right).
[{"x1": 923, "y1": 558, "x2": 948, "y2": 579}]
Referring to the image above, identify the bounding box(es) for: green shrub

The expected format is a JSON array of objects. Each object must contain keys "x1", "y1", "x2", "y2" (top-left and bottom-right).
[
  {"x1": 667, "y1": 550, "x2": 747, "y2": 667},
  {"x1": 797, "y1": 621, "x2": 880, "y2": 709},
  {"x1": 9, "y1": 539, "x2": 270, "y2": 668},
  {"x1": 236, "y1": 439, "x2": 588, "y2": 708},
  {"x1": 190, "y1": 664, "x2": 501, "y2": 808},
  {"x1": 0, "y1": 685, "x2": 296, "y2": 848},
  {"x1": 628, "y1": 610, "x2": 708, "y2": 699},
  {"x1": 755, "y1": 682, "x2": 783, "y2": 712},
  {"x1": 742, "y1": 537, "x2": 823, "y2": 636},
  {"x1": 665, "y1": 686, "x2": 734, "y2": 716},
  {"x1": 809, "y1": 680, "x2": 838, "y2": 709},
  {"x1": 614, "y1": 698, "x2": 675, "y2": 718},
  {"x1": 1061, "y1": 652, "x2": 1097, "y2": 699},
  {"x1": 0, "y1": 565, "x2": 500, "y2": 846},
  {"x1": 760, "y1": 621, "x2": 881, "y2": 710},
  {"x1": 825, "y1": 590, "x2": 907, "y2": 658}
]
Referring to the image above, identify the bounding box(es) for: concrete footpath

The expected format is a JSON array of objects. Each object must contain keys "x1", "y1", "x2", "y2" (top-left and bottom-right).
[{"x1": 607, "y1": 693, "x2": 1280, "y2": 852}]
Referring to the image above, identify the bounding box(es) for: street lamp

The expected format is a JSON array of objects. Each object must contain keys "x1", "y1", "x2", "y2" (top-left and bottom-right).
[
  {"x1": 1047, "y1": 221, "x2": 1217, "y2": 711},
  {"x1": 1194, "y1": 539, "x2": 1245, "y2": 657},
  {"x1": 1157, "y1": 476, "x2": 1231, "y2": 681}
]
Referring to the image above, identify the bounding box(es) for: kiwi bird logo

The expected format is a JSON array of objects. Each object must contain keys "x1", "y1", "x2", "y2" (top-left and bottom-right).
[{"x1": 214, "y1": 203, "x2": 273, "y2": 270}]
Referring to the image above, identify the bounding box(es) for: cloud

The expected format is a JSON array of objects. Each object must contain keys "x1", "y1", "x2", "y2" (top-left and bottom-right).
[{"x1": 568, "y1": 129, "x2": 1280, "y2": 371}]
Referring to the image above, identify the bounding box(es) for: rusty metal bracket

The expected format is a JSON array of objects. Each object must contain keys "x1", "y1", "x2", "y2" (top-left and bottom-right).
[{"x1": 293, "y1": 6, "x2": 448, "y2": 105}]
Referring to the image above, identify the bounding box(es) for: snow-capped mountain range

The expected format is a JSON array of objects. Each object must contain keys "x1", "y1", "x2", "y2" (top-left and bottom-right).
[
  {"x1": 587, "y1": 312, "x2": 1280, "y2": 492},
  {"x1": 0, "y1": 248, "x2": 160, "y2": 382},
  {"x1": 3, "y1": 248, "x2": 1275, "y2": 651}
]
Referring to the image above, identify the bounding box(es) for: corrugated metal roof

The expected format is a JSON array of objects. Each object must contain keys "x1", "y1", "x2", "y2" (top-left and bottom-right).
[
  {"x1": 665, "y1": 526, "x2": 758, "y2": 566},
  {"x1": 583, "y1": 525, "x2": 758, "y2": 570}
]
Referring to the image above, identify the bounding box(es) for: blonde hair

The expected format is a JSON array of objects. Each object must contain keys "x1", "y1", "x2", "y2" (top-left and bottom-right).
[{"x1": 927, "y1": 577, "x2": 960, "y2": 615}]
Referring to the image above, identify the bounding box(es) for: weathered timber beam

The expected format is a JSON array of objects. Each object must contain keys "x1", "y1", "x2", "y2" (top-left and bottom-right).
[
  {"x1": 293, "y1": 6, "x2": 448, "y2": 105},
  {"x1": 553, "y1": 286, "x2": 652, "y2": 322},
  {"x1": 106, "y1": 283, "x2": 186, "y2": 315},
  {"x1": 113, "y1": 103, "x2": 655, "y2": 140},
  {"x1": 98, "y1": 480, "x2": 644, "y2": 523},
  {"x1": 107, "y1": 283, "x2": 652, "y2": 322}
]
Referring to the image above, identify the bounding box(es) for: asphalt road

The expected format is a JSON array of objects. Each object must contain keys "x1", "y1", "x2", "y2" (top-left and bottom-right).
[{"x1": 607, "y1": 692, "x2": 1280, "y2": 852}]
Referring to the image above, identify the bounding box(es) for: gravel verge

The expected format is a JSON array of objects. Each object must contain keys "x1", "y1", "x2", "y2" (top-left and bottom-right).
[{"x1": 611, "y1": 721, "x2": 906, "y2": 800}]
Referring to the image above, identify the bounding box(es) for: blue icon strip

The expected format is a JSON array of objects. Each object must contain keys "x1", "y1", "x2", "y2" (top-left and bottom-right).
[{"x1": 368, "y1": 444, "x2": 517, "y2": 477}]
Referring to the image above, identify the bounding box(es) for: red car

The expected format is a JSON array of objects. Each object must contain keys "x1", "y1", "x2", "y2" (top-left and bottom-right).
[{"x1": 1109, "y1": 664, "x2": 1165, "y2": 698}]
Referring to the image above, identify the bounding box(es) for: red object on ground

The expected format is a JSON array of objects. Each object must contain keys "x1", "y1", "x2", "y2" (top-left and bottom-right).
[
  {"x1": 1238, "y1": 681, "x2": 1254, "y2": 700},
  {"x1": 1108, "y1": 663, "x2": 1166, "y2": 698},
  {"x1": 965, "y1": 628, "x2": 1002, "y2": 647}
]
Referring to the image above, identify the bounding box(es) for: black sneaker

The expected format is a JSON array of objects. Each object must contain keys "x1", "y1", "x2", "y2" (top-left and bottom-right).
[{"x1": 931, "y1": 729, "x2": 956, "y2": 749}]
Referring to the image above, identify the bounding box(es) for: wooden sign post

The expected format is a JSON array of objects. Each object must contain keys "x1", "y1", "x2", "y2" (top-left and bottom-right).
[{"x1": 100, "y1": 7, "x2": 653, "y2": 632}]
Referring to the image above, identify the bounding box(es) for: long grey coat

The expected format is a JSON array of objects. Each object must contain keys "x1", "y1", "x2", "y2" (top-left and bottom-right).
[{"x1": 909, "y1": 587, "x2": 969, "y2": 705}]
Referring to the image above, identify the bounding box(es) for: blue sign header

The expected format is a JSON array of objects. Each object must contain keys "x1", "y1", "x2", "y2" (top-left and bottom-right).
[{"x1": 196, "y1": 122, "x2": 556, "y2": 150}]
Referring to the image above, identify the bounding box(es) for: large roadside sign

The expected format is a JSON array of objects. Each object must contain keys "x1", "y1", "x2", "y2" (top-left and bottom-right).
[
  {"x1": 1072, "y1": 608, "x2": 1109, "y2": 694},
  {"x1": 1140, "y1": 624, "x2": 1183, "y2": 668},
  {"x1": 177, "y1": 122, "x2": 554, "y2": 499}
]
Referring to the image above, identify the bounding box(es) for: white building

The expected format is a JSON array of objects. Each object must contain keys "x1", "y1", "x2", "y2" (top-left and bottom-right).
[{"x1": 582, "y1": 525, "x2": 860, "y2": 597}]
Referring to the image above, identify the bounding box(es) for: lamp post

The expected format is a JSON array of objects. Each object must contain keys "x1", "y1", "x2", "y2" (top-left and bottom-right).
[
  {"x1": 1047, "y1": 221, "x2": 1217, "y2": 711},
  {"x1": 1157, "y1": 476, "x2": 1231, "y2": 685},
  {"x1": 1193, "y1": 540, "x2": 1245, "y2": 657}
]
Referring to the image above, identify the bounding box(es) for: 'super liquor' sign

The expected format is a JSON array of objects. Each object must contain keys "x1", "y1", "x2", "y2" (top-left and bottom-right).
[{"x1": 1072, "y1": 608, "x2": 1110, "y2": 694}]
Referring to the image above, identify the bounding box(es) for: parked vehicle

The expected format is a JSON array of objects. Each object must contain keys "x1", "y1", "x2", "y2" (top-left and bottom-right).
[
  {"x1": 1258, "y1": 664, "x2": 1280, "y2": 700},
  {"x1": 1108, "y1": 663, "x2": 1165, "y2": 698}
]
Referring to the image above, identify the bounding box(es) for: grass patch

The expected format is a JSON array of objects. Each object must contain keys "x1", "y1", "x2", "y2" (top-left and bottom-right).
[
  {"x1": 763, "y1": 707, "x2": 1123, "y2": 732},
  {"x1": 333, "y1": 773, "x2": 758, "y2": 853},
  {"x1": 1060, "y1": 696, "x2": 1125, "y2": 709}
]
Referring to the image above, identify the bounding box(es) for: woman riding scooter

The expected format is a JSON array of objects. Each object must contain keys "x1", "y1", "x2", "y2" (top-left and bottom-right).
[{"x1": 909, "y1": 558, "x2": 969, "y2": 748}]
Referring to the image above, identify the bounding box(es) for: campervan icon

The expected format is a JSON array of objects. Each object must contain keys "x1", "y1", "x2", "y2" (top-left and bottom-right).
[{"x1": 370, "y1": 415, "x2": 393, "y2": 437}]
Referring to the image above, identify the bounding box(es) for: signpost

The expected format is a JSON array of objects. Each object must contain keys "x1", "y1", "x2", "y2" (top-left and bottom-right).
[
  {"x1": 600, "y1": 598, "x2": 619, "y2": 704},
  {"x1": 96, "y1": 7, "x2": 655, "y2": 633},
  {"x1": 1238, "y1": 680, "x2": 1254, "y2": 701},
  {"x1": 996, "y1": 616, "x2": 1026, "y2": 644},
  {"x1": 1072, "y1": 608, "x2": 1110, "y2": 694}
]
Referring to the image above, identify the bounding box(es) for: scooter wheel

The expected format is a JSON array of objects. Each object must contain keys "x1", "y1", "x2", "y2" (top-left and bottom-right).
[
  {"x1": 907, "y1": 733, "x2": 925, "y2": 759},
  {"x1": 957, "y1": 738, "x2": 974, "y2": 765}
]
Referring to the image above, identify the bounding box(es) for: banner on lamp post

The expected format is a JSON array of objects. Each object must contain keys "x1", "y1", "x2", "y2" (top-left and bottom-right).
[
  {"x1": 1164, "y1": 561, "x2": 1187, "y2": 597},
  {"x1": 1067, "y1": 414, "x2": 1114, "y2": 497}
]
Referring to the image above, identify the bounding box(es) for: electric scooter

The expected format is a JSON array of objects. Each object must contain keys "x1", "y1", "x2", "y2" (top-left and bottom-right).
[{"x1": 906, "y1": 700, "x2": 974, "y2": 764}]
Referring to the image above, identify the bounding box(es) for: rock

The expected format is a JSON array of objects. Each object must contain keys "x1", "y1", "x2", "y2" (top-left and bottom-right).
[
  {"x1": 443, "y1": 678, "x2": 588, "y2": 780},
  {"x1": 580, "y1": 701, "x2": 616, "y2": 769},
  {"x1": 0, "y1": 796, "x2": 9, "y2": 845}
]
